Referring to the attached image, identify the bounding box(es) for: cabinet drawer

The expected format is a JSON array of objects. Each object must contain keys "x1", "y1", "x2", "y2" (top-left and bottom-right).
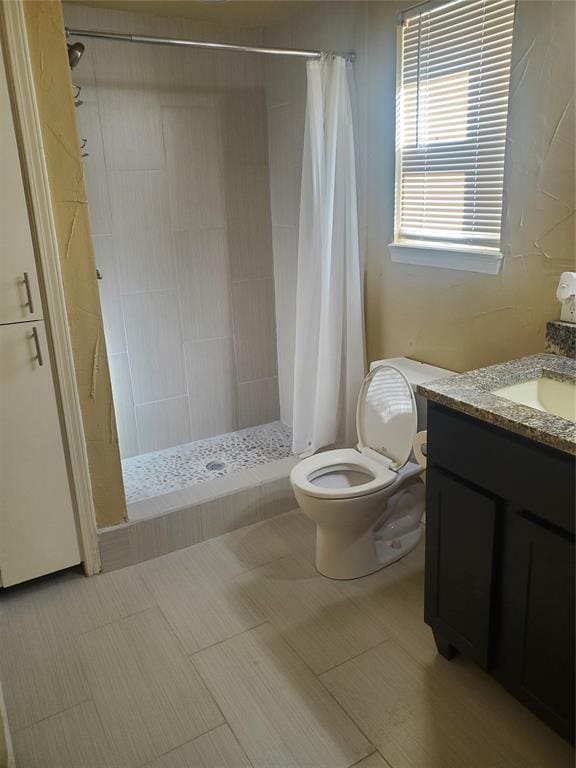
[{"x1": 427, "y1": 403, "x2": 575, "y2": 534}]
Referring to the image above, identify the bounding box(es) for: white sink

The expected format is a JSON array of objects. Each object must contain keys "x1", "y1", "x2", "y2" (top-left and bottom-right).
[{"x1": 492, "y1": 376, "x2": 576, "y2": 422}]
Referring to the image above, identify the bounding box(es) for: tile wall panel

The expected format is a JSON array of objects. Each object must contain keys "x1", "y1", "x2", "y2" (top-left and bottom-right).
[
  {"x1": 175, "y1": 228, "x2": 232, "y2": 342},
  {"x1": 237, "y1": 377, "x2": 280, "y2": 429},
  {"x1": 135, "y1": 396, "x2": 192, "y2": 454},
  {"x1": 117, "y1": 230, "x2": 177, "y2": 296},
  {"x1": 232, "y1": 278, "x2": 278, "y2": 382},
  {"x1": 123, "y1": 290, "x2": 187, "y2": 405},
  {"x1": 92, "y1": 40, "x2": 165, "y2": 171},
  {"x1": 163, "y1": 104, "x2": 226, "y2": 231},
  {"x1": 184, "y1": 338, "x2": 238, "y2": 439},
  {"x1": 226, "y1": 166, "x2": 274, "y2": 282}
]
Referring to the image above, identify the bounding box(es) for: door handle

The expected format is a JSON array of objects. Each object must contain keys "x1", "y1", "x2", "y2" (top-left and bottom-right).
[
  {"x1": 22, "y1": 272, "x2": 34, "y2": 315},
  {"x1": 30, "y1": 325, "x2": 43, "y2": 366}
]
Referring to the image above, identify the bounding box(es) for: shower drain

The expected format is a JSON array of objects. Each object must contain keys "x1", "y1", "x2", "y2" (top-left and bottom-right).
[{"x1": 206, "y1": 461, "x2": 226, "y2": 472}]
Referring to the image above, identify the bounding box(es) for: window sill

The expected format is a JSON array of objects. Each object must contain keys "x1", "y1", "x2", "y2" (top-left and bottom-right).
[{"x1": 388, "y1": 242, "x2": 503, "y2": 275}]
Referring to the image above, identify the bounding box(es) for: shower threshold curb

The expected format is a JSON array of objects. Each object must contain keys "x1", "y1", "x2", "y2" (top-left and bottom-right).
[{"x1": 98, "y1": 456, "x2": 299, "y2": 572}]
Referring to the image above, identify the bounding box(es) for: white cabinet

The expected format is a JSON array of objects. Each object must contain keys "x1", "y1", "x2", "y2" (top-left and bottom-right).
[
  {"x1": 0, "y1": 322, "x2": 81, "y2": 586},
  {"x1": 0, "y1": 47, "x2": 42, "y2": 326},
  {"x1": 0, "y1": 43, "x2": 81, "y2": 586}
]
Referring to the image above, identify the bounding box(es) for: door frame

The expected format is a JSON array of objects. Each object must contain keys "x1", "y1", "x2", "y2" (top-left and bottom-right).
[{"x1": 0, "y1": 0, "x2": 101, "y2": 576}]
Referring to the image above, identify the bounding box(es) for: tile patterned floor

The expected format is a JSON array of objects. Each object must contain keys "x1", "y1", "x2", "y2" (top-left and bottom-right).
[
  {"x1": 0, "y1": 510, "x2": 572, "y2": 768},
  {"x1": 122, "y1": 422, "x2": 293, "y2": 503}
]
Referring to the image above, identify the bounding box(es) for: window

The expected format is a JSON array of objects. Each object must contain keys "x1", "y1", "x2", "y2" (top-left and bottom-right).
[{"x1": 390, "y1": 0, "x2": 517, "y2": 274}]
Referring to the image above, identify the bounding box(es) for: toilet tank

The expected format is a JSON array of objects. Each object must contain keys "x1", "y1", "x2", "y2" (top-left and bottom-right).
[{"x1": 370, "y1": 357, "x2": 455, "y2": 429}]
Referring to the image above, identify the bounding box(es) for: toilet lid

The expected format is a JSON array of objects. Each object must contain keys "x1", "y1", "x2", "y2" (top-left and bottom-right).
[{"x1": 356, "y1": 364, "x2": 417, "y2": 469}]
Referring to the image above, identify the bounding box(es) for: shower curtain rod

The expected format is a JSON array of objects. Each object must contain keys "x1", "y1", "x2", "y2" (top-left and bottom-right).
[{"x1": 65, "y1": 27, "x2": 356, "y2": 61}]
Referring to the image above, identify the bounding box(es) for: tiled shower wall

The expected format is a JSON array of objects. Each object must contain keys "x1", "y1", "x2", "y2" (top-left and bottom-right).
[{"x1": 65, "y1": 4, "x2": 279, "y2": 458}]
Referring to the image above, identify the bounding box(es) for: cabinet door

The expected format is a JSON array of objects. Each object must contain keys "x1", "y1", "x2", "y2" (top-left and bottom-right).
[
  {"x1": 425, "y1": 467, "x2": 498, "y2": 668},
  {"x1": 499, "y1": 510, "x2": 574, "y2": 743},
  {"x1": 0, "y1": 321, "x2": 81, "y2": 586},
  {"x1": 0, "y1": 46, "x2": 42, "y2": 325}
]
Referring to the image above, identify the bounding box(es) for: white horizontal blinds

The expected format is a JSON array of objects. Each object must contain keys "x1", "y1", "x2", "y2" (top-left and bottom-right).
[{"x1": 397, "y1": 0, "x2": 516, "y2": 250}]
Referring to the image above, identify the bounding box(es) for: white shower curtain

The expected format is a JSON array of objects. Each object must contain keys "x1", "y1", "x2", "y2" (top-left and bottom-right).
[{"x1": 292, "y1": 55, "x2": 365, "y2": 457}]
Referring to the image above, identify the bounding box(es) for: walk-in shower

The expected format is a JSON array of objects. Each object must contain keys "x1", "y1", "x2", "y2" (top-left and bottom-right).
[
  {"x1": 66, "y1": 5, "x2": 356, "y2": 532},
  {"x1": 64, "y1": 7, "x2": 339, "y2": 518}
]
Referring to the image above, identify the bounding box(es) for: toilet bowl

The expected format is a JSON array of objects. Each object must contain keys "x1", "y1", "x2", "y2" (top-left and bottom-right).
[{"x1": 290, "y1": 363, "x2": 430, "y2": 580}]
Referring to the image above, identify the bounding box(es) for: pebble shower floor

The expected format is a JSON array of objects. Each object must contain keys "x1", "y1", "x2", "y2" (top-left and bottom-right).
[{"x1": 121, "y1": 421, "x2": 293, "y2": 503}]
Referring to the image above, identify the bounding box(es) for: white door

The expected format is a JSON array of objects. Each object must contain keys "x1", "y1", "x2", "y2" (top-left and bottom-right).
[
  {"x1": 0, "y1": 44, "x2": 42, "y2": 325},
  {"x1": 0, "y1": 321, "x2": 81, "y2": 586}
]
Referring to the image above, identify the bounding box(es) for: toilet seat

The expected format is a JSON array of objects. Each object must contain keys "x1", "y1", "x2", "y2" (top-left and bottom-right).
[
  {"x1": 291, "y1": 365, "x2": 418, "y2": 501},
  {"x1": 290, "y1": 448, "x2": 397, "y2": 500}
]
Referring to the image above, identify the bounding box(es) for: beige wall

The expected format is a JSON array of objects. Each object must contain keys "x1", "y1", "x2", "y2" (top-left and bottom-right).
[
  {"x1": 266, "y1": 0, "x2": 575, "y2": 385},
  {"x1": 365, "y1": 0, "x2": 575, "y2": 372},
  {"x1": 64, "y1": 3, "x2": 278, "y2": 459},
  {"x1": 23, "y1": 0, "x2": 127, "y2": 527}
]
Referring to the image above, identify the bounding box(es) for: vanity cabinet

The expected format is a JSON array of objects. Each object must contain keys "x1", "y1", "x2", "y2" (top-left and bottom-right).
[{"x1": 424, "y1": 402, "x2": 575, "y2": 743}]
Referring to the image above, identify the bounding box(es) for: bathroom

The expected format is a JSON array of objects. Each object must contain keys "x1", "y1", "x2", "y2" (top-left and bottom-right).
[{"x1": 0, "y1": 0, "x2": 574, "y2": 766}]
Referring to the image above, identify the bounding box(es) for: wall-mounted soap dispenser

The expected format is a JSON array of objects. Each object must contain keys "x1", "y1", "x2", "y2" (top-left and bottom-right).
[{"x1": 557, "y1": 272, "x2": 576, "y2": 324}]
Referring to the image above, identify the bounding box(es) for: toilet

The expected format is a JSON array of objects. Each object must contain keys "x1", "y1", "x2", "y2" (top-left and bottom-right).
[{"x1": 290, "y1": 358, "x2": 454, "y2": 580}]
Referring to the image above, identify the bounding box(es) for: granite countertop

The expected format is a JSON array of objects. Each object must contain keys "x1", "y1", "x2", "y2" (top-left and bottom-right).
[
  {"x1": 546, "y1": 320, "x2": 576, "y2": 359},
  {"x1": 418, "y1": 352, "x2": 576, "y2": 455}
]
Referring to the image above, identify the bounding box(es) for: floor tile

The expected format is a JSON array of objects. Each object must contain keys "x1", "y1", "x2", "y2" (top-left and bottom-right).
[
  {"x1": 53, "y1": 566, "x2": 155, "y2": 635},
  {"x1": 353, "y1": 753, "x2": 391, "y2": 768},
  {"x1": 334, "y1": 542, "x2": 438, "y2": 667},
  {"x1": 193, "y1": 623, "x2": 372, "y2": 768},
  {"x1": 0, "y1": 567, "x2": 152, "y2": 730},
  {"x1": 321, "y1": 640, "x2": 573, "y2": 768},
  {"x1": 77, "y1": 608, "x2": 223, "y2": 767},
  {"x1": 12, "y1": 701, "x2": 120, "y2": 768},
  {"x1": 208, "y1": 513, "x2": 302, "y2": 571},
  {"x1": 0, "y1": 635, "x2": 89, "y2": 732},
  {"x1": 239, "y1": 553, "x2": 388, "y2": 674},
  {"x1": 138, "y1": 545, "x2": 264, "y2": 654},
  {"x1": 268, "y1": 509, "x2": 316, "y2": 552},
  {"x1": 144, "y1": 725, "x2": 251, "y2": 768},
  {"x1": 1, "y1": 565, "x2": 153, "y2": 641}
]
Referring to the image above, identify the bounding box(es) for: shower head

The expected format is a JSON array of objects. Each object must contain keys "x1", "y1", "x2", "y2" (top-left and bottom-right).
[{"x1": 67, "y1": 42, "x2": 85, "y2": 70}]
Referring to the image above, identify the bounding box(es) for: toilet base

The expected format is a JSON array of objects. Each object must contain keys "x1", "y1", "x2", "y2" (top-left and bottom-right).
[
  {"x1": 374, "y1": 525, "x2": 423, "y2": 571},
  {"x1": 311, "y1": 477, "x2": 425, "y2": 580},
  {"x1": 315, "y1": 522, "x2": 423, "y2": 580}
]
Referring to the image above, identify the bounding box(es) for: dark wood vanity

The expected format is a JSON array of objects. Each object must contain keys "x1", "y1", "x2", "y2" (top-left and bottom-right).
[{"x1": 424, "y1": 402, "x2": 575, "y2": 744}]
